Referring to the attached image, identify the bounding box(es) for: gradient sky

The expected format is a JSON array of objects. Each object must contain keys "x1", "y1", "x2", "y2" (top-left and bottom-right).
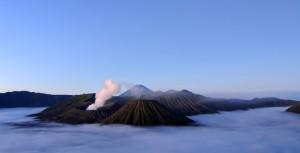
[{"x1": 0, "y1": 0, "x2": 299, "y2": 99}]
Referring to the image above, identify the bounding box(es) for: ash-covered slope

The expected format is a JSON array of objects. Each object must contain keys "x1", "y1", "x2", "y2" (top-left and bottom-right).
[
  {"x1": 102, "y1": 100, "x2": 195, "y2": 126},
  {"x1": 34, "y1": 94, "x2": 126, "y2": 124},
  {"x1": 155, "y1": 90, "x2": 217, "y2": 115}
]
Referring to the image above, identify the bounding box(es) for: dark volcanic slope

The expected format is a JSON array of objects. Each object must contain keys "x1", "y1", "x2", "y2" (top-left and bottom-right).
[
  {"x1": 0, "y1": 91, "x2": 72, "y2": 108},
  {"x1": 287, "y1": 104, "x2": 300, "y2": 114},
  {"x1": 35, "y1": 94, "x2": 95, "y2": 119},
  {"x1": 35, "y1": 95, "x2": 194, "y2": 126},
  {"x1": 155, "y1": 90, "x2": 217, "y2": 115},
  {"x1": 35, "y1": 94, "x2": 126, "y2": 124},
  {"x1": 102, "y1": 100, "x2": 195, "y2": 126}
]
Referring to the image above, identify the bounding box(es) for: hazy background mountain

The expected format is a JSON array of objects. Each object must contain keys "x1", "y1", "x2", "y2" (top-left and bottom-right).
[
  {"x1": 120, "y1": 85, "x2": 157, "y2": 99},
  {"x1": 204, "y1": 91, "x2": 300, "y2": 101},
  {"x1": 0, "y1": 91, "x2": 72, "y2": 108}
]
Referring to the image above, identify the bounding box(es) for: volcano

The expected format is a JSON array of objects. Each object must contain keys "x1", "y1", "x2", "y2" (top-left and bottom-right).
[
  {"x1": 120, "y1": 85, "x2": 156, "y2": 99},
  {"x1": 102, "y1": 100, "x2": 195, "y2": 126}
]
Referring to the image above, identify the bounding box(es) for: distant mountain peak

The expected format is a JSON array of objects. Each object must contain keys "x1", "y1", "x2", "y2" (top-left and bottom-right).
[
  {"x1": 4, "y1": 91, "x2": 35, "y2": 94},
  {"x1": 181, "y1": 89, "x2": 193, "y2": 93},
  {"x1": 120, "y1": 85, "x2": 207, "y2": 99},
  {"x1": 120, "y1": 84, "x2": 155, "y2": 98},
  {"x1": 130, "y1": 84, "x2": 151, "y2": 90},
  {"x1": 179, "y1": 89, "x2": 200, "y2": 96},
  {"x1": 252, "y1": 97, "x2": 281, "y2": 101}
]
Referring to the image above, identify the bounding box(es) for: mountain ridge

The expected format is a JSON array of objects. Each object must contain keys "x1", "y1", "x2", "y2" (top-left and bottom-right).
[
  {"x1": 0, "y1": 91, "x2": 72, "y2": 108},
  {"x1": 121, "y1": 85, "x2": 300, "y2": 112}
]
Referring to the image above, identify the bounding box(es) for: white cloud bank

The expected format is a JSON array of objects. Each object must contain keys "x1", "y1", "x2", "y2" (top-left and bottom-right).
[{"x1": 0, "y1": 107, "x2": 300, "y2": 153}]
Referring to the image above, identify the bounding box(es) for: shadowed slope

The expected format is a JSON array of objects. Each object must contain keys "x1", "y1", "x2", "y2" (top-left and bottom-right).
[
  {"x1": 0, "y1": 91, "x2": 72, "y2": 108},
  {"x1": 34, "y1": 94, "x2": 126, "y2": 124},
  {"x1": 120, "y1": 86, "x2": 217, "y2": 115},
  {"x1": 155, "y1": 90, "x2": 217, "y2": 115},
  {"x1": 287, "y1": 104, "x2": 300, "y2": 114},
  {"x1": 102, "y1": 100, "x2": 195, "y2": 126},
  {"x1": 34, "y1": 94, "x2": 95, "y2": 119}
]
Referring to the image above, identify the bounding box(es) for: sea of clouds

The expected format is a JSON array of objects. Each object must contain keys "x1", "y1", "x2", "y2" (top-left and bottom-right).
[{"x1": 0, "y1": 107, "x2": 300, "y2": 153}]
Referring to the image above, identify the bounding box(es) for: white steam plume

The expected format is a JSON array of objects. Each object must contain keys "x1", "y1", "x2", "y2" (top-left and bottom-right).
[{"x1": 86, "y1": 80, "x2": 120, "y2": 111}]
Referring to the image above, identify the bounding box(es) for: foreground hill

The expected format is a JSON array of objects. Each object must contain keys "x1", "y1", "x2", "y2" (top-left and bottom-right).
[
  {"x1": 102, "y1": 100, "x2": 195, "y2": 126},
  {"x1": 0, "y1": 91, "x2": 72, "y2": 108}
]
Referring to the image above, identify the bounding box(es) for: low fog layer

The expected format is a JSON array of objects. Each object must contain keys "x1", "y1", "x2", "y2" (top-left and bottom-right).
[{"x1": 0, "y1": 107, "x2": 300, "y2": 153}]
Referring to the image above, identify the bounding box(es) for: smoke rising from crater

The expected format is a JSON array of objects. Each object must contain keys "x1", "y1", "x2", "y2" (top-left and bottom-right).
[{"x1": 86, "y1": 80, "x2": 120, "y2": 111}]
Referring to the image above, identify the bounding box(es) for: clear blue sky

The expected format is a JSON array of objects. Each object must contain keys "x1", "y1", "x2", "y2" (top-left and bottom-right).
[{"x1": 0, "y1": 0, "x2": 299, "y2": 99}]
